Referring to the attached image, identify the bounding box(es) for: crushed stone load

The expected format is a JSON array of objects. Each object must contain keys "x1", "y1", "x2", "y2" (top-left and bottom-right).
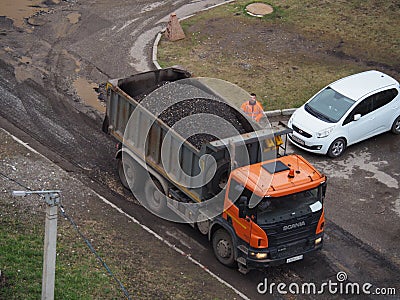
[{"x1": 158, "y1": 98, "x2": 254, "y2": 149}]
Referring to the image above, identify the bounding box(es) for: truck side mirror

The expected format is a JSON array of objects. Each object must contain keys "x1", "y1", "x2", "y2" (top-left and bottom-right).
[
  {"x1": 238, "y1": 196, "x2": 248, "y2": 219},
  {"x1": 321, "y1": 181, "x2": 327, "y2": 200}
]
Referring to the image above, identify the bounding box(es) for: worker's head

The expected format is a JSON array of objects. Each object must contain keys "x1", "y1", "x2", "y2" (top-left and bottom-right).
[{"x1": 250, "y1": 93, "x2": 257, "y2": 105}]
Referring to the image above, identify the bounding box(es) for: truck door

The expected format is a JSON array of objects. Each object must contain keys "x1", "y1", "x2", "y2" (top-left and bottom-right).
[{"x1": 225, "y1": 179, "x2": 252, "y2": 243}]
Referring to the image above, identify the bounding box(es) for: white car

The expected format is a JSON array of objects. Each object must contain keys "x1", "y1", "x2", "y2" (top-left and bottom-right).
[{"x1": 288, "y1": 70, "x2": 400, "y2": 157}]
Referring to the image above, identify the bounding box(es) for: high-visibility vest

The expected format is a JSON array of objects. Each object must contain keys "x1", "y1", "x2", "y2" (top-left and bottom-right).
[{"x1": 241, "y1": 101, "x2": 264, "y2": 122}]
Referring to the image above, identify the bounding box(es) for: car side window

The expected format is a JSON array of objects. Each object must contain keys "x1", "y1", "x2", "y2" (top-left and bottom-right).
[
  {"x1": 343, "y1": 97, "x2": 373, "y2": 125},
  {"x1": 371, "y1": 88, "x2": 399, "y2": 111}
]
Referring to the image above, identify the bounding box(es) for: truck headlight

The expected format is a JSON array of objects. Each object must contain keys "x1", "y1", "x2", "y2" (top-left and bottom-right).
[
  {"x1": 317, "y1": 126, "x2": 334, "y2": 138},
  {"x1": 249, "y1": 251, "x2": 268, "y2": 260}
]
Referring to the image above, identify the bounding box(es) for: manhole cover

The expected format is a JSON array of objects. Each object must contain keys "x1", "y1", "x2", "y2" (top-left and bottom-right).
[{"x1": 246, "y1": 3, "x2": 274, "y2": 17}]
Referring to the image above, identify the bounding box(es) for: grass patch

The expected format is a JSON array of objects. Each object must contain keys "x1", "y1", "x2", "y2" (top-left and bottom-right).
[
  {"x1": 0, "y1": 202, "x2": 121, "y2": 299},
  {"x1": 158, "y1": 0, "x2": 399, "y2": 110}
]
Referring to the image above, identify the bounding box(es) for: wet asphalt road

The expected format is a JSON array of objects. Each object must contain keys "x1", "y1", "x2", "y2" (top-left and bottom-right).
[{"x1": 0, "y1": 0, "x2": 399, "y2": 299}]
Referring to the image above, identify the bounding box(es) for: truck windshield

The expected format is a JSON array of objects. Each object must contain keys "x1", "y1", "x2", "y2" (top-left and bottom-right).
[
  {"x1": 305, "y1": 87, "x2": 355, "y2": 123},
  {"x1": 256, "y1": 187, "x2": 322, "y2": 225}
]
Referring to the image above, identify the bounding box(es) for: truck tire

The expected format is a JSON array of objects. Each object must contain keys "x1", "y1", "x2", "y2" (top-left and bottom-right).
[
  {"x1": 212, "y1": 229, "x2": 236, "y2": 267},
  {"x1": 195, "y1": 212, "x2": 210, "y2": 235},
  {"x1": 207, "y1": 160, "x2": 230, "y2": 195},
  {"x1": 102, "y1": 115, "x2": 109, "y2": 133},
  {"x1": 391, "y1": 116, "x2": 400, "y2": 134},
  {"x1": 144, "y1": 177, "x2": 167, "y2": 214},
  {"x1": 118, "y1": 157, "x2": 143, "y2": 192},
  {"x1": 327, "y1": 138, "x2": 346, "y2": 158}
]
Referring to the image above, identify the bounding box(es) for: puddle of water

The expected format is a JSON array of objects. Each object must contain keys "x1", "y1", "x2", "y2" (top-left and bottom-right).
[
  {"x1": 315, "y1": 149, "x2": 399, "y2": 189},
  {"x1": 67, "y1": 12, "x2": 81, "y2": 24},
  {"x1": 0, "y1": 0, "x2": 49, "y2": 28},
  {"x1": 73, "y1": 77, "x2": 105, "y2": 113}
]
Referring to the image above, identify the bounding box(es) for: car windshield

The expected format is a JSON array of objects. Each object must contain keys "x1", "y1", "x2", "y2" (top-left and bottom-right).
[
  {"x1": 256, "y1": 187, "x2": 321, "y2": 225},
  {"x1": 305, "y1": 87, "x2": 355, "y2": 123}
]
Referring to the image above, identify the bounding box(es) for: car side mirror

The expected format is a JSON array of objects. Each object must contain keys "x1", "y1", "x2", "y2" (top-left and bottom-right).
[
  {"x1": 238, "y1": 196, "x2": 248, "y2": 219},
  {"x1": 354, "y1": 114, "x2": 361, "y2": 121}
]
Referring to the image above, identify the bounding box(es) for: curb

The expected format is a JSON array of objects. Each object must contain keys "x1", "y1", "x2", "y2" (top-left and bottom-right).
[
  {"x1": 264, "y1": 108, "x2": 296, "y2": 117},
  {"x1": 151, "y1": 2, "x2": 298, "y2": 117}
]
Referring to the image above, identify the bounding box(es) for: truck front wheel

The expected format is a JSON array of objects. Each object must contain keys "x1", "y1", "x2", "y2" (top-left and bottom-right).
[
  {"x1": 212, "y1": 229, "x2": 236, "y2": 267},
  {"x1": 144, "y1": 177, "x2": 167, "y2": 214}
]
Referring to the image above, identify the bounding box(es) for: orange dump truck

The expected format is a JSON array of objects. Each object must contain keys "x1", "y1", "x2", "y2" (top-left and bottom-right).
[
  {"x1": 103, "y1": 68, "x2": 327, "y2": 273},
  {"x1": 220, "y1": 154, "x2": 326, "y2": 273}
]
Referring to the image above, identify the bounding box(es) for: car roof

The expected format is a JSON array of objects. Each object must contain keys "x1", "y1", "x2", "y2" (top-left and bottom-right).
[{"x1": 329, "y1": 70, "x2": 399, "y2": 101}]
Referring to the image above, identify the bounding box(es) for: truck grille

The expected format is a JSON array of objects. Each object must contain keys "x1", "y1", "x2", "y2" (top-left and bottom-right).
[
  {"x1": 267, "y1": 226, "x2": 316, "y2": 247},
  {"x1": 292, "y1": 125, "x2": 312, "y2": 138},
  {"x1": 260, "y1": 214, "x2": 319, "y2": 248}
]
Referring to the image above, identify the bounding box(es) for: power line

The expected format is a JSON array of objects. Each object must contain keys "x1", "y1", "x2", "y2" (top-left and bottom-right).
[{"x1": 59, "y1": 204, "x2": 132, "y2": 300}]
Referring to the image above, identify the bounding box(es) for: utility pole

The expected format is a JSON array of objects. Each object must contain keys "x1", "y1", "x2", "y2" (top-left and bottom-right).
[{"x1": 12, "y1": 190, "x2": 61, "y2": 300}]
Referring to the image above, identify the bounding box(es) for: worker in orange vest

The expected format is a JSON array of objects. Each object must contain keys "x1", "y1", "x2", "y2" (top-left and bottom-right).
[{"x1": 241, "y1": 93, "x2": 264, "y2": 122}]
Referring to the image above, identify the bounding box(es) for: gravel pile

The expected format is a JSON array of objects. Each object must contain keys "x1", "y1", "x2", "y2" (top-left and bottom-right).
[
  {"x1": 135, "y1": 81, "x2": 170, "y2": 102},
  {"x1": 158, "y1": 98, "x2": 253, "y2": 149}
]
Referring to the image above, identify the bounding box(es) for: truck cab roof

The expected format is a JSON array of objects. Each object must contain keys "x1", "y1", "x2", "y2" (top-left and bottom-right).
[{"x1": 231, "y1": 155, "x2": 326, "y2": 198}]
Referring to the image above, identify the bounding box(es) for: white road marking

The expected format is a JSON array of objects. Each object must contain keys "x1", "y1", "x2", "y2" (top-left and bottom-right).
[{"x1": 3, "y1": 129, "x2": 40, "y2": 155}]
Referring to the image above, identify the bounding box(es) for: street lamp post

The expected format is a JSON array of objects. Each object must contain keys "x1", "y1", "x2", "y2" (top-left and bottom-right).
[{"x1": 12, "y1": 190, "x2": 61, "y2": 300}]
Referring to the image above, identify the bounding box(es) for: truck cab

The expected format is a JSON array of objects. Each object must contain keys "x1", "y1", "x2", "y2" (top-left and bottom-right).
[{"x1": 210, "y1": 154, "x2": 326, "y2": 273}]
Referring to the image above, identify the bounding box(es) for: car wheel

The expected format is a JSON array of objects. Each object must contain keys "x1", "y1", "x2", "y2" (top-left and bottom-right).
[
  {"x1": 391, "y1": 116, "x2": 400, "y2": 134},
  {"x1": 327, "y1": 138, "x2": 346, "y2": 158}
]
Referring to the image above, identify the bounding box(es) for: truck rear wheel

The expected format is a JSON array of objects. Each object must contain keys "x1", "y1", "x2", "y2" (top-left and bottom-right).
[
  {"x1": 207, "y1": 160, "x2": 230, "y2": 195},
  {"x1": 212, "y1": 229, "x2": 236, "y2": 267},
  {"x1": 195, "y1": 212, "x2": 210, "y2": 235},
  {"x1": 144, "y1": 177, "x2": 167, "y2": 214},
  {"x1": 118, "y1": 157, "x2": 142, "y2": 192}
]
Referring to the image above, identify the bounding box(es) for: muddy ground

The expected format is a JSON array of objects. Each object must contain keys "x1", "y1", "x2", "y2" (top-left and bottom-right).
[{"x1": 0, "y1": 1, "x2": 399, "y2": 299}]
